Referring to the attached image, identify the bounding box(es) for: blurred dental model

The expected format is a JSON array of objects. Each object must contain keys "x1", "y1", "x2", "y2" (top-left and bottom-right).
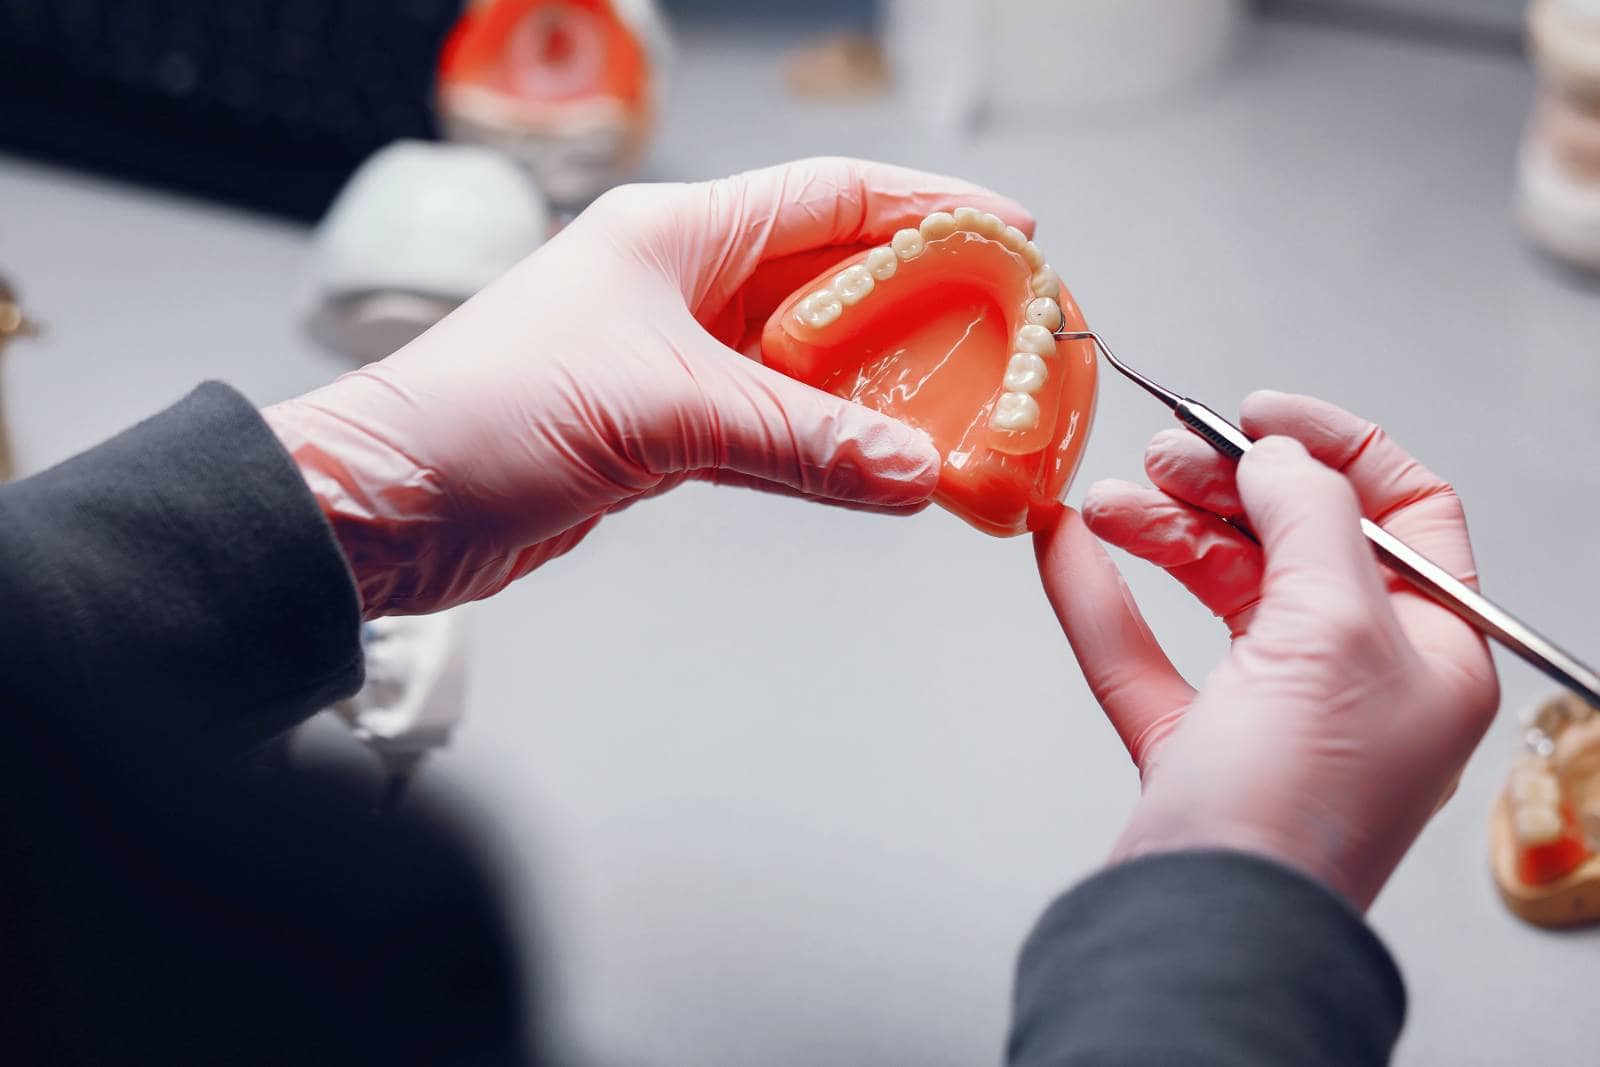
[
  {"x1": 300, "y1": 139, "x2": 550, "y2": 797},
  {"x1": 436, "y1": 0, "x2": 671, "y2": 207},
  {"x1": 1519, "y1": 0, "x2": 1600, "y2": 270}
]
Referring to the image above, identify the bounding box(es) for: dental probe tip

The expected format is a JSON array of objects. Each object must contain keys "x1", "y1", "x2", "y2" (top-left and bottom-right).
[{"x1": 1054, "y1": 329, "x2": 1182, "y2": 410}]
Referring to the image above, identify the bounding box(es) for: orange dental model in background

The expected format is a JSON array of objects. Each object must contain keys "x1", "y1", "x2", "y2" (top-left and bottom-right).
[
  {"x1": 437, "y1": 0, "x2": 666, "y2": 205},
  {"x1": 1491, "y1": 691, "x2": 1600, "y2": 927},
  {"x1": 760, "y1": 208, "x2": 1097, "y2": 536}
]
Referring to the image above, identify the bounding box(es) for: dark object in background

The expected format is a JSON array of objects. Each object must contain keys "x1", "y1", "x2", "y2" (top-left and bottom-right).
[{"x1": 0, "y1": 0, "x2": 461, "y2": 220}]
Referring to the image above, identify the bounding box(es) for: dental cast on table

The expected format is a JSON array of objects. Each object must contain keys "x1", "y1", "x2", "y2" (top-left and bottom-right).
[{"x1": 3, "y1": 159, "x2": 1499, "y2": 1065}]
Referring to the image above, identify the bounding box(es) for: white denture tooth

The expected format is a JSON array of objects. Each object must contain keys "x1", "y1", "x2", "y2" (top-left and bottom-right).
[
  {"x1": 832, "y1": 264, "x2": 876, "y2": 306},
  {"x1": 864, "y1": 246, "x2": 899, "y2": 281},
  {"x1": 891, "y1": 227, "x2": 927, "y2": 260},
  {"x1": 1510, "y1": 769, "x2": 1561, "y2": 805},
  {"x1": 1020, "y1": 241, "x2": 1047, "y2": 270},
  {"x1": 1015, "y1": 323, "x2": 1057, "y2": 356},
  {"x1": 1003, "y1": 352, "x2": 1049, "y2": 394},
  {"x1": 1513, "y1": 802, "x2": 1564, "y2": 845},
  {"x1": 975, "y1": 212, "x2": 1005, "y2": 239},
  {"x1": 1000, "y1": 225, "x2": 1028, "y2": 253},
  {"x1": 1031, "y1": 265, "x2": 1062, "y2": 298},
  {"x1": 990, "y1": 391, "x2": 1041, "y2": 432},
  {"x1": 953, "y1": 206, "x2": 984, "y2": 230},
  {"x1": 798, "y1": 288, "x2": 843, "y2": 329},
  {"x1": 919, "y1": 211, "x2": 958, "y2": 240},
  {"x1": 1025, "y1": 297, "x2": 1064, "y2": 333}
]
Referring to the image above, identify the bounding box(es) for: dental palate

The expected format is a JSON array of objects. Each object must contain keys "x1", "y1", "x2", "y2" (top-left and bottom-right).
[
  {"x1": 762, "y1": 205, "x2": 1098, "y2": 537},
  {"x1": 788, "y1": 208, "x2": 1068, "y2": 436},
  {"x1": 1492, "y1": 690, "x2": 1600, "y2": 926}
]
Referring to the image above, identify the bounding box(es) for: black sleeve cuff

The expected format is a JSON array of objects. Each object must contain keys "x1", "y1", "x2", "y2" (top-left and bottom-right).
[
  {"x1": 1008, "y1": 850, "x2": 1406, "y2": 1067},
  {"x1": 0, "y1": 382, "x2": 363, "y2": 757}
]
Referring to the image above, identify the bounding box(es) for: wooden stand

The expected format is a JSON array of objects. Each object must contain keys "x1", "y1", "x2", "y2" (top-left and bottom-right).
[{"x1": 1490, "y1": 799, "x2": 1600, "y2": 927}]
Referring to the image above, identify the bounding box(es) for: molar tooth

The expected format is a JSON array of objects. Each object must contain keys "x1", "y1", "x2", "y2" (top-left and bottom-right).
[
  {"x1": 975, "y1": 212, "x2": 1005, "y2": 239},
  {"x1": 1025, "y1": 297, "x2": 1064, "y2": 333},
  {"x1": 1020, "y1": 241, "x2": 1047, "y2": 270},
  {"x1": 891, "y1": 227, "x2": 927, "y2": 260},
  {"x1": 953, "y1": 206, "x2": 983, "y2": 231},
  {"x1": 1031, "y1": 265, "x2": 1062, "y2": 298},
  {"x1": 919, "y1": 212, "x2": 958, "y2": 240},
  {"x1": 990, "y1": 391, "x2": 1041, "y2": 432},
  {"x1": 1513, "y1": 802, "x2": 1564, "y2": 845},
  {"x1": 1003, "y1": 352, "x2": 1049, "y2": 394},
  {"x1": 798, "y1": 288, "x2": 842, "y2": 329},
  {"x1": 1015, "y1": 323, "x2": 1057, "y2": 356},
  {"x1": 864, "y1": 246, "x2": 899, "y2": 281},
  {"x1": 832, "y1": 264, "x2": 876, "y2": 306},
  {"x1": 1000, "y1": 225, "x2": 1028, "y2": 252}
]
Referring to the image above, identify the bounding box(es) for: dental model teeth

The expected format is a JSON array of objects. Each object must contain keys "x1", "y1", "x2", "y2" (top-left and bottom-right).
[
  {"x1": 794, "y1": 288, "x2": 844, "y2": 329},
  {"x1": 919, "y1": 211, "x2": 958, "y2": 240},
  {"x1": 1020, "y1": 241, "x2": 1046, "y2": 270},
  {"x1": 832, "y1": 264, "x2": 876, "y2": 306},
  {"x1": 1515, "y1": 802, "x2": 1564, "y2": 845},
  {"x1": 974, "y1": 211, "x2": 1006, "y2": 239},
  {"x1": 1004, "y1": 352, "x2": 1049, "y2": 394},
  {"x1": 864, "y1": 246, "x2": 899, "y2": 281},
  {"x1": 1000, "y1": 225, "x2": 1028, "y2": 253},
  {"x1": 1031, "y1": 265, "x2": 1062, "y2": 298},
  {"x1": 891, "y1": 227, "x2": 927, "y2": 260},
  {"x1": 952, "y1": 206, "x2": 983, "y2": 230},
  {"x1": 991, "y1": 391, "x2": 1042, "y2": 431},
  {"x1": 1025, "y1": 297, "x2": 1064, "y2": 333},
  {"x1": 1014, "y1": 323, "x2": 1056, "y2": 356}
]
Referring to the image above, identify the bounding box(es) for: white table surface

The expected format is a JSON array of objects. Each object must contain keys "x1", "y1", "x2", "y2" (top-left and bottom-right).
[{"x1": 4, "y1": 19, "x2": 1598, "y2": 1067}]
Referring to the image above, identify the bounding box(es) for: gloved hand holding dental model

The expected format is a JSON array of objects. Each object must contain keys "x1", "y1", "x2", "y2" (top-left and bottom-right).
[
  {"x1": 264, "y1": 157, "x2": 1032, "y2": 617},
  {"x1": 1035, "y1": 391, "x2": 1502, "y2": 908}
]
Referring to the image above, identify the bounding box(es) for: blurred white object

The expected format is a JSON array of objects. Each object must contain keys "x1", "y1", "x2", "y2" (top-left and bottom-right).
[
  {"x1": 1519, "y1": 0, "x2": 1600, "y2": 271},
  {"x1": 884, "y1": 0, "x2": 1245, "y2": 129},
  {"x1": 333, "y1": 611, "x2": 470, "y2": 787},
  {"x1": 304, "y1": 140, "x2": 549, "y2": 361}
]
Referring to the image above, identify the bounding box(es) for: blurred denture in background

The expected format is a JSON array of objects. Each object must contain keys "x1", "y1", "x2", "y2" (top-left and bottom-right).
[
  {"x1": 436, "y1": 0, "x2": 671, "y2": 207},
  {"x1": 1520, "y1": 0, "x2": 1600, "y2": 270}
]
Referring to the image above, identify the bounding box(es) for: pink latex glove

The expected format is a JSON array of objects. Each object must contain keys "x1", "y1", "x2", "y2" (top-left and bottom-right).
[
  {"x1": 1036, "y1": 391, "x2": 1501, "y2": 908},
  {"x1": 266, "y1": 158, "x2": 1033, "y2": 617}
]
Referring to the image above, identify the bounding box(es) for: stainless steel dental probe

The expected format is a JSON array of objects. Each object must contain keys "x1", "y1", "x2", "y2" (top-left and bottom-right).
[{"x1": 1056, "y1": 329, "x2": 1600, "y2": 709}]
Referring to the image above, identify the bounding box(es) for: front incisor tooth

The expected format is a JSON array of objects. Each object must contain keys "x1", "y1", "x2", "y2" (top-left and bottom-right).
[
  {"x1": 864, "y1": 246, "x2": 899, "y2": 281},
  {"x1": 797, "y1": 288, "x2": 842, "y2": 329},
  {"x1": 1513, "y1": 802, "x2": 1564, "y2": 845},
  {"x1": 1025, "y1": 297, "x2": 1064, "y2": 333},
  {"x1": 953, "y1": 206, "x2": 983, "y2": 230},
  {"x1": 990, "y1": 391, "x2": 1041, "y2": 432},
  {"x1": 919, "y1": 212, "x2": 958, "y2": 240},
  {"x1": 1020, "y1": 241, "x2": 1047, "y2": 270},
  {"x1": 1003, "y1": 352, "x2": 1049, "y2": 394},
  {"x1": 832, "y1": 264, "x2": 875, "y2": 306},
  {"x1": 1000, "y1": 225, "x2": 1028, "y2": 252},
  {"x1": 1031, "y1": 265, "x2": 1062, "y2": 298},
  {"x1": 1015, "y1": 323, "x2": 1056, "y2": 356},
  {"x1": 975, "y1": 212, "x2": 1005, "y2": 239},
  {"x1": 891, "y1": 227, "x2": 927, "y2": 260}
]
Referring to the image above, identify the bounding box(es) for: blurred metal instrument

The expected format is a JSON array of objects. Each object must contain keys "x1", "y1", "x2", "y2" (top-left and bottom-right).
[
  {"x1": 0, "y1": 275, "x2": 40, "y2": 484},
  {"x1": 1059, "y1": 328, "x2": 1600, "y2": 709}
]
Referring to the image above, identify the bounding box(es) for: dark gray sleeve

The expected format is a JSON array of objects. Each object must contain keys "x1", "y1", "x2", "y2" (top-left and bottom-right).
[
  {"x1": 1008, "y1": 850, "x2": 1406, "y2": 1067},
  {"x1": 0, "y1": 382, "x2": 363, "y2": 757}
]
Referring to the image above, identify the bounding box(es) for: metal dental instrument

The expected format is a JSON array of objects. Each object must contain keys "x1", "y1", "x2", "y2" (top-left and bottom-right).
[{"x1": 1057, "y1": 329, "x2": 1600, "y2": 709}]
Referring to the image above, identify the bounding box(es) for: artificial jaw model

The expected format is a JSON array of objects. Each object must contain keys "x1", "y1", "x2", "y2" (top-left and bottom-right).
[
  {"x1": 1491, "y1": 691, "x2": 1600, "y2": 926},
  {"x1": 761, "y1": 208, "x2": 1097, "y2": 536},
  {"x1": 436, "y1": 0, "x2": 670, "y2": 207}
]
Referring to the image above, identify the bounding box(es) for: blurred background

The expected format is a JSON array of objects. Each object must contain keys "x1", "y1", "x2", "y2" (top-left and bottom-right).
[{"x1": 3, "y1": 1, "x2": 1599, "y2": 1065}]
